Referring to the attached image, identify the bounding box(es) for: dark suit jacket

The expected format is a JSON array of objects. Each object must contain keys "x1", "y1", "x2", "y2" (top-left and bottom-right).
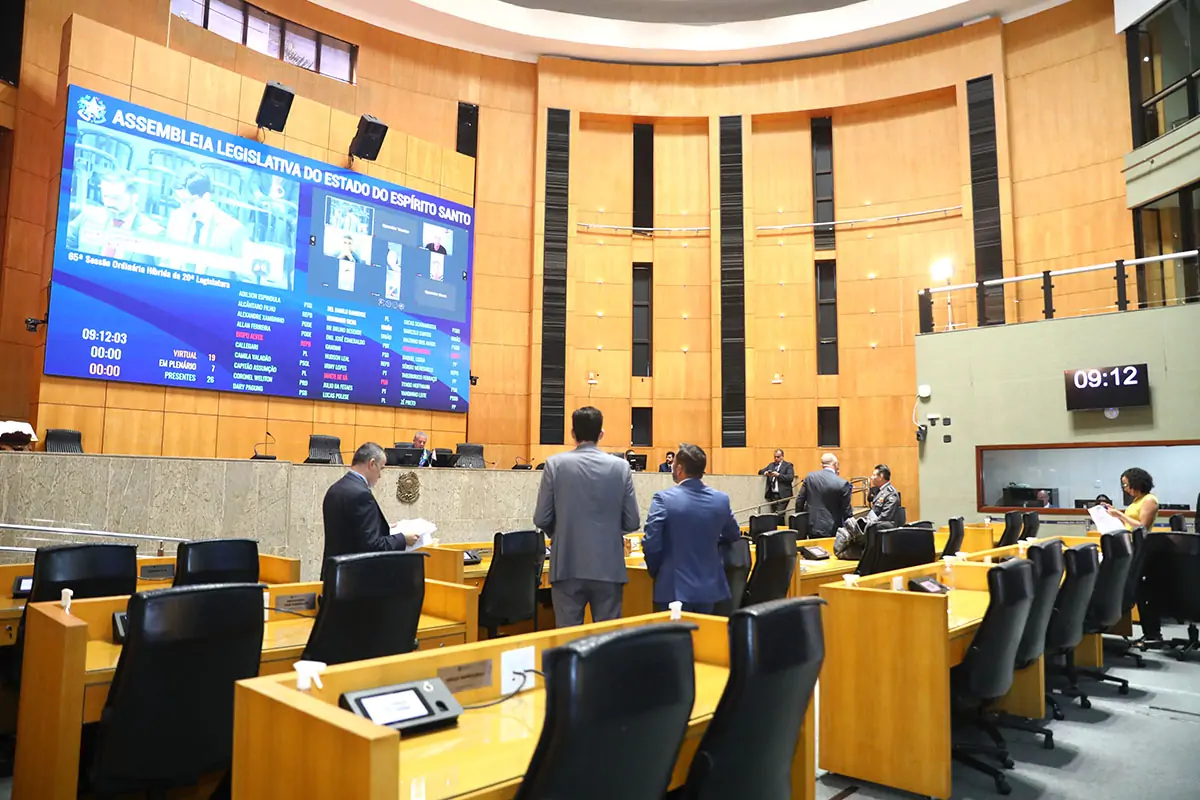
[
  {"x1": 321, "y1": 472, "x2": 404, "y2": 579},
  {"x1": 642, "y1": 479, "x2": 741, "y2": 604},
  {"x1": 758, "y1": 460, "x2": 795, "y2": 498},
  {"x1": 658, "y1": 462, "x2": 673, "y2": 473},
  {"x1": 797, "y1": 468, "x2": 853, "y2": 537}
]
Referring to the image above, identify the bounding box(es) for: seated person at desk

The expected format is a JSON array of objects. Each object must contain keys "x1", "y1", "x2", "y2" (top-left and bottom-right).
[
  {"x1": 411, "y1": 432, "x2": 433, "y2": 467},
  {"x1": 642, "y1": 444, "x2": 741, "y2": 613},
  {"x1": 659, "y1": 450, "x2": 675, "y2": 473},
  {"x1": 834, "y1": 464, "x2": 898, "y2": 558},
  {"x1": 321, "y1": 443, "x2": 420, "y2": 579},
  {"x1": 1102, "y1": 468, "x2": 1159, "y2": 531}
]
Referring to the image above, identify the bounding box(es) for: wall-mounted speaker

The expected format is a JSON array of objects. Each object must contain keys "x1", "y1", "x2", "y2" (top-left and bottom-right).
[
  {"x1": 350, "y1": 115, "x2": 388, "y2": 161},
  {"x1": 255, "y1": 82, "x2": 294, "y2": 133}
]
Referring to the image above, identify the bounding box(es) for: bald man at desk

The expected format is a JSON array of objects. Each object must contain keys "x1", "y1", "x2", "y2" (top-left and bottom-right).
[{"x1": 321, "y1": 443, "x2": 418, "y2": 579}]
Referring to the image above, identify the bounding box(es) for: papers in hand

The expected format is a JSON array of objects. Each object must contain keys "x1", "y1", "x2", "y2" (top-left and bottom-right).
[
  {"x1": 391, "y1": 518, "x2": 438, "y2": 549},
  {"x1": 1088, "y1": 504, "x2": 1126, "y2": 534}
]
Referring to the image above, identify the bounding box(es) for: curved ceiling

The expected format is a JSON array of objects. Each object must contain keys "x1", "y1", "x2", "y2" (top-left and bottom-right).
[
  {"x1": 500, "y1": 0, "x2": 862, "y2": 26},
  {"x1": 315, "y1": 0, "x2": 1067, "y2": 63}
]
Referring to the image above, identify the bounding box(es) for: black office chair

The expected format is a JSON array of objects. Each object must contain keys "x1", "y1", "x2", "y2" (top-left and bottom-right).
[
  {"x1": 1021, "y1": 511, "x2": 1040, "y2": 540},
  {"x1": 1142, "y1": 532, "x2": 1200, "y2": 659},
  {"x1": 1072, "y1": 531, "x2": 1133, "y2": 695},
  {"x1": 304, "y1": 434, "x2": 343, "y2": 465},
  {"x1": 7, "y1": 543, "x2": 139, "y2": 686},
  {"x1": 993, "y1": 539, "x2": 1064, "y2": 749},
  {"x1": 1043, "y1": 543, "x2": 1100, "y2": 720},
  {"x1": 302, "y1": 551, "x2": 427, "y2": 665},
  {"x1": 748, "y1": 514, "x2": 783, "y2": 536},
  {"x1": 479, "y1": 530, "x2": 546, "y2": 638},
  {"x1": 44, "y1": 428, "x2": 84, "y2": 453},
  {"x1": 84, "y1": 584, "x2": 264, "y2": 798},
  {"x1": 849, "y1": 522, "x2": 889, "y2": 572},
  {"x1": 713, "y1": 537, "x2": 752, "y2": 617},
  {"x1": 742, "y1": 531, "x2": 797, "y2": 608},
  {"x1": 787, "y1": 512, "x2": 811, "y2": 540},
  {"x1": 456, "y1": 443, "x2": 486, "y2": 469},
  {"x1": 173, "y1": 539, "x2": 260, "y2": 587},
  {"x1": 675, "y1": 597, "x2": 825, "y2": 800},
  {"x1": 950, "y1": 558, "x2": 1035, "y2": 795},
  {"x1": 941, "y1": 517, "x2": 966, "y2": 559},
  {"x1": 514, "y1": 623, "x2": 697, "y2": 800},
  {"x1": 1103, "y1": 527, "x2": 1147, "y2": 667},
  {"x1": 997, "y1": 510, "x2": 1024, "y2": 547},
  {"x1": 1169, "y1": 514, "x2": 1186, "y2": 532},
  {"x1": 894, "y1": 506, "x2": 907, "y2": 527},
  {"x1": 856, "y1": 527, "x2": 935, "y2": 577}
]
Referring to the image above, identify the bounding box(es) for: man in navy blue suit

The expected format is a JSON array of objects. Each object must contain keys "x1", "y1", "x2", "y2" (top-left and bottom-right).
[{"x1": 642, "y1": 443, "x2": 742, "y2": 613}]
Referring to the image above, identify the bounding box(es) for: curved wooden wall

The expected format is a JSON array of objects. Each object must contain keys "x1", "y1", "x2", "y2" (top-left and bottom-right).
[{"x1": 0, "y1": 0, "x2": 1132, "y2": 510}]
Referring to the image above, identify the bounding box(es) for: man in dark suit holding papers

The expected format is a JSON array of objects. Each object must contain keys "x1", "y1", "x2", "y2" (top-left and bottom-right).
[{"x1": 321, "y1": 443, "x2": 418, "y2": 579}]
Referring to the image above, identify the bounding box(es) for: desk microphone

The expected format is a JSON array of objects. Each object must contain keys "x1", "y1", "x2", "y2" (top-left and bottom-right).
[{"x1": 252, "y1": 431, "x2": 277, "y2": 460}]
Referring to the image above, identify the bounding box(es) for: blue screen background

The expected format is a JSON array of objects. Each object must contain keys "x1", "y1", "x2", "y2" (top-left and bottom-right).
[{"x1": 45, "y1": 86, "x2": 474, "y2": 414}]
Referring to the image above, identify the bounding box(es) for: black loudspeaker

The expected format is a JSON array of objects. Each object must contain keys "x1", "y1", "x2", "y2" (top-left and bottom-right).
[
  {"x1": 350, "y1": 115, "x2": 388, "y2": 161},
  {"x1": 256, "y1": 81, "x2": 295, "y2": 132},
  {"x1": 457, "y1": 102, "x2": 479, "y2": 158},
  {"x1": 0, "y1": 0, "x2": 24, "y2": 87}
]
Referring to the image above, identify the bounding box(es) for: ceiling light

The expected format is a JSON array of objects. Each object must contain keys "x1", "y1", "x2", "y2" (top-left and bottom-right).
[
  {"x1": 772, "y1": 373, "x2": 784, "y2": 385},
  {"x1": 930, "y1": 258, "x2": 954, "y2": 283}
]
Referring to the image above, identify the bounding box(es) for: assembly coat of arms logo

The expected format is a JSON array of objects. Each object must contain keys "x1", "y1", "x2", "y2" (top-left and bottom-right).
[
  {"x1": 396, "y1": 471, "x2": 420, "y2": 505},
  {"x1": 76, "y1": 94, "x2": 107, "y2": 125}
]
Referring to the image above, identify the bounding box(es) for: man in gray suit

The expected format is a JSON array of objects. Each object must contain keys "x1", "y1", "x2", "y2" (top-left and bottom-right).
[
  {"x1": 533, "y1": 406, "x2": 641, "y2": 627},
  {"x1": 797, "y1": 453, "x2": 853, "y2": 538}
]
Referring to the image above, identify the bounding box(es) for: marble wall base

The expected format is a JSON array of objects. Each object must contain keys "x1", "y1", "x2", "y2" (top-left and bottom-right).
[{"x1": 0, "y1": 453, "x2": 770, "y2": 580}]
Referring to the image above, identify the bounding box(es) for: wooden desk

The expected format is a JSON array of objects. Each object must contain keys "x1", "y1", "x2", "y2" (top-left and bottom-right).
[
  {"x1": 0, "y1": 553, "x2": 301, "y2": 645},
  {"x1": 791, "y1": 537, "x2": 857, "y2": 596},
  {"x1": 818, "y1": 560, "x2": 1044, "y2": 799},
  {"x1": 13, "y1": 578, "x2": 477, "y2": 800},
  {"x1": 232, "y1": 612, "x2": 819, "y2": 800}
]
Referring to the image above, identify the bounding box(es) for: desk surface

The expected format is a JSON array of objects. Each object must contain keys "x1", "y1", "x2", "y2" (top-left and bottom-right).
[
  {"x1": 396, "y1": 661, "x2": 728, "y2": 799},
  {"x1": 947, "y1": 589, "x2": 990, "y2": 637},
  {"x1": 83, "y1": 613, "x2": 462, "y2": 677}
]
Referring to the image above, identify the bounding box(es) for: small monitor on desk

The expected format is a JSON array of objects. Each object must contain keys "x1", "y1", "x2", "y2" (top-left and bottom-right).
[
  {"x1": 340, "y1": 678, "x2": 462, "y2": 733},
  {"x1": 387, "y1": 446, "x2": 423, "y2": 467},
  {"x1": 626, "y1": 453, "x2": 648, "y2": 472},
  {"x1": 11, "y1": 575, "x2": 32, "y2": 599}
]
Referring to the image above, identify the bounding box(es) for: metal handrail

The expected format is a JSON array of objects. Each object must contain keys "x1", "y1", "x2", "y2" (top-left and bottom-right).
[
  {"x1": 0, "y1": 523, "x2": 188, "y2": 543},
  {"x1": 576, "y1": 222, "x2": 710, "y2": 233},
  {"x1": 924, "y1": 250, "x2": 1200, "y2": 295},
  {"x1": 0, "y1": 545, "x2": 38, "y2": 554},
  {"x1": 757, "y1": 205, "x2": 962, "y2": 232}
]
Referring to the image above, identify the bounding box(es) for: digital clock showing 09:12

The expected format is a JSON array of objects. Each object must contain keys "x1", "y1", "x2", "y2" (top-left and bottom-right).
[{"x1": 1062, "y1": 363, "x2": 1151, "y2": 411}]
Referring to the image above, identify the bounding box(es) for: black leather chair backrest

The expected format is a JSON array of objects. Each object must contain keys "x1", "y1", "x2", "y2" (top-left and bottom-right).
[
  {"x1": 1169, "y1": 514, "x2": 1186, "y2": 532},
  {"x1": 678, "y1": 598, "x2": 825, "y2": 800},
  {"x1": 1085, "y1": 531, "x2": 1133, "y2": 631},
  {"x1": 302, "y1": 551, "x2": 427, "y2": 665},
  {"x1": 1044, "y1": 543, "x2": 1100, "y2": 654},
  {"x1": 515, "y1": 624, "x2": 697, "y2": 800},
  {"x1": 748, "y1": 514, "x2": 783, "y2": 536},
  {"x1": 787, "y1": 512, "x2": 810, "y2": 539},
  {"x1": 28, "y1": 543, "x2": 138, "y2": 604},
  {"x1": 1120, "y1": 527, "x2": 1148, "y2": 615},
  {"x1": 853, "y1": 522, "x2": 897, "y2": 576},
  {"x1": 873, "y1": 527, "x2": 936, "y2": 574},
  {"x1": 1014, "y1": 539, "x2": 1064, "y2": 668},
  {"x1": 894, "y1": 506, "x2": 907, "y2": 527},
  {"x1": 998, "y1": 510, "x2": 1024, "y2": 547},
  {"x1": 306, "y1": 434, "x2": 343, "y2": 465},
  {"x1": 1022, "y1": 511, "x2": 1041, "y2": 539},
  {"x1": 88, "y1": 584, "x2": 264, "y2": 793},
  {"x1": 173, "y1": 539, "x2": 260, "y2": 587},
  {"x1": 941, "y1": 517, "x2": 966, "y2": 559},
  {"x1": 45, "y1": 428, "x2": 84, "y2": 454},
  {"x1": 1148, "y1": 533, "x2": 1200, "y2": 623},
  {"x1": 714, "y1": 537, "x2": 752, "y2": 617},
  {"x1": 742, "y1": 531, "x2": 797, "y2": 608},
  {"x1": 479, "y1": 530, "x2": 545, "y2": 627},
  {"x1": 958, "y1": 559, "x2": 1035, "y2": 701},
  {"x1": 909, "y1": 520, "x2": 936, "y2": 529}
]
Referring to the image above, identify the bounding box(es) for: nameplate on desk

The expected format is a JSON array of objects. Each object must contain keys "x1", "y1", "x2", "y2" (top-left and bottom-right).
[
  {"x1": 437, "y1": 660, "x2": 492, "y2": 693},
  {"x1": 276, "y1": 593, "x2": 317, "y2": 613},
  {"x1": 139, "y1": 563, "x2": 175, "y2": 580}
]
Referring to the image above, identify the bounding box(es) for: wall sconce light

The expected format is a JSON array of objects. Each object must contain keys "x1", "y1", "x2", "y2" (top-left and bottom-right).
[
  {"x1": 682, "y1": 242, "x2": 688, "y2": 248},
  {"x1": 772, "y1": 373, "x2": 784, "y2": 385},
  {"x1": 587, "y1": 372, "x2": 600, "y2": 385},
  {"x1": 597, "y1": 311, "x2": 604, "y2": 317},
  {"x1": 867, "y1": 272, "x2": 877, "y2": 280},
  {"x1": 779, "y1": 312, "x2": 785, "y2": 318},
  {"x1": 930, "y1": 258, "x2": 954, "y2": 283},
  {"x1": 598, "y1": 278, "x2": 604, "y2": 284},
  {"x1": 682, "y1": 346, "x2": 689, "y2": 353},
  {"x1": 865, "y1": 200, "x2": 872, "y2": 206},
  {"x1": 779, "y1": 345, "x2": 786, "y2": 352},
  {"x1": 596, "y1": 345, "x2": 603, "y2": 351},
  {"x1": 682, "y1": 313, "x2": 688, "y2": 319},
  {"x1": 870, "y1": 342, "x2": 878, "y2": 349}
]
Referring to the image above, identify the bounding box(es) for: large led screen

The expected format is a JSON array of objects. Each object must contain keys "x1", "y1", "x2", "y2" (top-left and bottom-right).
[{"x1": 45, "y1": 86, "x2": 474, "y2": 413}]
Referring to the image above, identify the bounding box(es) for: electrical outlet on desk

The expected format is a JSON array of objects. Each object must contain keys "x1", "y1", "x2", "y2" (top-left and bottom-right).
[{"x1": 501, "y1": 646, "x2": 536, "y2": 694}]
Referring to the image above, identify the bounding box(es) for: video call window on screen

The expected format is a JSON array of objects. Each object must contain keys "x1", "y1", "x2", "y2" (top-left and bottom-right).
[{"x1": 65, "y1": 120, "x2": 301, "y2": 291}]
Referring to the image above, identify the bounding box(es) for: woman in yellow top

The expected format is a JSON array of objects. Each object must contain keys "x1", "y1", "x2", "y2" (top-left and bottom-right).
[{"x1": 1103, "y1": 467, "x2": 1159, "y2": 531}]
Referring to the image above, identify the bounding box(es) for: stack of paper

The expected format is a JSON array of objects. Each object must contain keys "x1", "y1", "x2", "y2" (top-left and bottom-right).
[
  {"x1": 391, "y1": 518, "x2": 438, "y2": 549},
  {"x1": 1088, "y1": 505, "x2": 1126, "y2": 535}
]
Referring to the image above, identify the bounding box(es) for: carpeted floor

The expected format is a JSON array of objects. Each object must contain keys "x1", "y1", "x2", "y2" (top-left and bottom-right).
[{"x1": 816, "y1": 624, "x2": 1200, "y2": 799}]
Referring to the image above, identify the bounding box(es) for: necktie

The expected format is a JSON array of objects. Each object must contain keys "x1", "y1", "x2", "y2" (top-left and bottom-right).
[
  {"x1": 192, "y1": 219, "x2": 205, "y2": 245},
  {"x1": 102, "y1": 217, "x2": 126, "y2": 257}
]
